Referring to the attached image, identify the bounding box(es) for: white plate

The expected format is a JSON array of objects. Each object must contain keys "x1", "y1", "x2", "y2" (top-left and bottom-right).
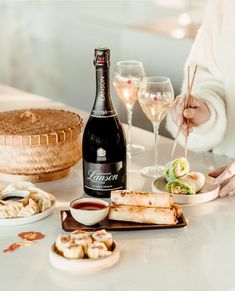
[
  {"x1": 0, "y1": 191, "x2": 56, "y2": 226},
  {"x1": 49, "y1": 241, "x2": 120, "y2": 274},
  {"x1": 152, "y1": 176, "x2": 220, "y2": 205}
]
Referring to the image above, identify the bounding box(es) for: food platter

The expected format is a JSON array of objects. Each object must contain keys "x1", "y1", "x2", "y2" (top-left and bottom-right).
[
  {"x1": 60, "y1": 210, "x2": 187, "y2": 232},
  {"x1": 0, "y1": 188, "x2": 56, "y2": 226},
  {"x1": 152, "y1": 176, "x2": 220, "y2": 205},
  {"x1": 0, "y1": 203, "x2": 55, "y2": 226},
  {"x1": 49, "y1": 241, "x2": 120, "y2": 274}
]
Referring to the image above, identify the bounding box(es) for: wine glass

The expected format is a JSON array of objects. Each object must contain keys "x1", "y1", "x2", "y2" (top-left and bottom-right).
[
  {"x1": 138, "y1": 76, "x2": 174, "y2": 178},
  {"x1": 113, "y1": 60, "x2": 145, "y2": 155}
]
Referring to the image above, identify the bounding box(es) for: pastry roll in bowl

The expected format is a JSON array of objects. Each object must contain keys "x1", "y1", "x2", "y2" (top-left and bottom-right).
[
  {"x1": 63, "y1": 244, "x2": 84, "y2": 259},
  {"x1": 87, "y1": 242, "x2": 112, "y2": 259},
  {"x1": 70, "y1": 230, "x2": 92, "y2": 240},
  {"x1": 55, "y1": 235, "x2": 73, "y2": 253},
  {"x1": 92, "y1": 229, "x2": 113, "y2": 250}
]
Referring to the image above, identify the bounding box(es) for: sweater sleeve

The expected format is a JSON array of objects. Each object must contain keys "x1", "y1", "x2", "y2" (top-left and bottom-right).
[{"x1": 166, "y1": 0, "x2": 227, "y2": 152}]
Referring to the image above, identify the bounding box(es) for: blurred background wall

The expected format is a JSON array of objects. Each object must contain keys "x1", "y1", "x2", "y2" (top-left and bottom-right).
[{"x1": 0, "y1": 0, "x2": 207, "y2": 134}]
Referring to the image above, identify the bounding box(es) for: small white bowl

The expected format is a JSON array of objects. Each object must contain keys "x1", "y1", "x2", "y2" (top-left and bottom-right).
[{"x1": 70, "y1": 197, "x2": 109, "y2": 226}]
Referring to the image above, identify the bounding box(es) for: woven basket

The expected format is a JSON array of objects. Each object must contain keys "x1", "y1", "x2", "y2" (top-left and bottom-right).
[{"x1": 0, "y1": 108, "x2": 83, "y2": 182}]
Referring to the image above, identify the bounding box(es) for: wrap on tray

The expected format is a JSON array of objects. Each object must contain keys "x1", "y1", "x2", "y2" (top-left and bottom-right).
[
  {"x1": 166, "y1": 172, "x2": 206, "y2": 195},
  {"x1": 165, "y1": 157, "x2": 190, "y2": 182},
  {"x1": 111, "y1": 190, "x2": 173, "y2": 208},
  {"x1": 108, "y1": 205, "x2": 178, "y2": 225}
]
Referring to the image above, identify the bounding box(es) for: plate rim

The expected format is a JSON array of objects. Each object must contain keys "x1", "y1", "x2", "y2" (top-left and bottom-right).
[{"x1": 152, "y1": 175, "x2": 220, "y2": 204}]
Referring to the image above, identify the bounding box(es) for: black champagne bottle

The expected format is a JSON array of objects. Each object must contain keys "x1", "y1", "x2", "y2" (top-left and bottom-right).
[{"x1": 82, "y1": 48, "x2": 127, "y2": 198}]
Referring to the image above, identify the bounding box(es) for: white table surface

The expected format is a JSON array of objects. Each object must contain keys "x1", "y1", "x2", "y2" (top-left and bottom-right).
[{"x1": 0, "y1": 85, "x2": 234, "y2": 291}]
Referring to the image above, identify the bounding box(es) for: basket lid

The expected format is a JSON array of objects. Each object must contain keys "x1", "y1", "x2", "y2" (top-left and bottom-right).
[{"x1": 0, "y1": 109, "x2": 83, "y2": 146}]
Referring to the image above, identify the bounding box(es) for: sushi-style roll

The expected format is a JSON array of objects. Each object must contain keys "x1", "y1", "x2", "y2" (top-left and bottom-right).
[
  {"x1": 63, "y1": 244, "x2": 84, "y2": 259},
  {"x1": 87, "y1": 242, "x2": 112, "y2": 259},
  {"x1": 70, "y1": 230, "x2": 92, "y2": 253},
  {"x1": 92, "y1": 229, "x2": 113, "y2": 250},
  {"x1": 187, "y1": 172, "x2": 205, "y2": 193},
  {"x1": 165, "y1": 158, "x2": 190, "y2": 182},
  {"x1": 166, "y1": 177, "x2": 196, "y2": 195},
  {"x1": 166, "y1": 172, "x2": 206, "y2": 195},
  {"x1": 55, "y1": 235, "x2": 73, "y2": 253}
]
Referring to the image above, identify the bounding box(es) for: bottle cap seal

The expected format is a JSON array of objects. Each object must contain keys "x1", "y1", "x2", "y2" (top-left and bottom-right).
[{"x1": 94, "y1": 48, "x2": 110, "y2": 67}]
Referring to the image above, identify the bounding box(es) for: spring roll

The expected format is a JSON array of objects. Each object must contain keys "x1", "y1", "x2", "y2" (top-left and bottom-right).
[
  {"x1": 165, "y1": 157, "x2": 190, "y2": 182},
  {"x1": 166, "y1": 177, "x2": 196, "y2": 195},
  {"x1": 111, "y1": 190, "x2": 173, "y2": 208},
  {"x1": 108, "y1": 205, "x2": 177, "y2": 225},
  {"x1": 166, "y1": 172, "x2": 205, "y2": 195},
  {"x1": 187, "y1": 172, "x2": 205, "y2": 192}
]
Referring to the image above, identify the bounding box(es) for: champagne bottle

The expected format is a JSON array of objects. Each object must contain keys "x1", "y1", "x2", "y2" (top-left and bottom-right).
[{"x1": 82, "y1": 48, "x2": 127, "y2": 198}]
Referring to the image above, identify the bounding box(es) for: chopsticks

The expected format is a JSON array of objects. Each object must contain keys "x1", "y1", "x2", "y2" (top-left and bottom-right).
[{"x1": 171, "y1": 65, "x2": 198, "y2": 158}]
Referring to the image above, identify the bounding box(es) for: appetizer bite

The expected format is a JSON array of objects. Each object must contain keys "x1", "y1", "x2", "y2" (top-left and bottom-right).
[
  {"x1": 54, "y1": 230, "x2": 114, "y2": 260},
  {"x1": 108, "y1": 190, "x2": 182, "y2": 225},
  {"x1": 70, "y1": 230, "x2": 92, "y2": 253},
  {"x1": 109, "y1": 205, "x2": 178, "y2": 225},
  {"x1": 0, "y1": 201, "x2": 24, "y2": 219},
  {"x1": 165, "y1": 157, "x2": 190, "y2": 182},
  {"x1": 111, "y1": 190, "x2": 173, "y2": 208},
  {"x1": 63, "y1": 244, "x2": 84, "y2": 259},
  {"x1": 187, "y1": 172, "x2": 206, "y2": 192},
  {"x1": 87, "y1": 242, "x2": 112, "y2": 259},
  {"x1": 166, "y1": 177, "x2": 196, "y2": 195},
  {"x1": 92, "y1": 229, "x2": 113, "y2": 250},
  {"x1": 164, "y1": 158, "x2": 206, "y2": 195},
  {"x1": 70, "y1": 230, "x2": 92, "y2": 240},
  {"x1": 55, "y1": 235, "x2": 73, "y2": 253}
]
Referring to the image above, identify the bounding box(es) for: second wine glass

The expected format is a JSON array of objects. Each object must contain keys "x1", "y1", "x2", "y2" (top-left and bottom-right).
[
  {"x1": 138, "y1": 76, "x2": 174, "y2": 178},
  {"x1": 113, "y1": 60, "x2": 145, "y2": 155}
]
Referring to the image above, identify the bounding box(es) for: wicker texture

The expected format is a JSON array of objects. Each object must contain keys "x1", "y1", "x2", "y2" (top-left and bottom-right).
[{"x1": 0, "y1": 109, "x2": 83, "y2": 181}]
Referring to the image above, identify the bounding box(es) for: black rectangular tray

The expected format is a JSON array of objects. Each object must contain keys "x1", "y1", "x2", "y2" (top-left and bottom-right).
[{"x1": 60, "y1": 210, "x2": 187, "y2": 232}]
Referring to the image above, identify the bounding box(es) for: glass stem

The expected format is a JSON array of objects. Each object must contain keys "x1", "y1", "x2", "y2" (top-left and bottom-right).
[
  {"x1": 152, "y1": 122, "x2": 160, "y2": 173},
  {"x1": 126, "y1": 104, "x2": 133, "y2": 147}
]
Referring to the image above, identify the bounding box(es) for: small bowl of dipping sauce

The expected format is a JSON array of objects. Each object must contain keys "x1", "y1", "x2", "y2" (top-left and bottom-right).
[{"x1": 70, "y1": 197, "x2": 110, "y2": 226}]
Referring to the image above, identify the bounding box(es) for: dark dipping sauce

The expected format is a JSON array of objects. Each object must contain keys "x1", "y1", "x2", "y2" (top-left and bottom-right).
[{"x1": 72, "y1": 201, "x2": 107, "y2": 210}]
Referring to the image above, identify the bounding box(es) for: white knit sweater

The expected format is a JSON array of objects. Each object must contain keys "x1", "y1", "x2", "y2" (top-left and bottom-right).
[{"x1": 167, "y1": 0, "x2": 235, "y2": 159}]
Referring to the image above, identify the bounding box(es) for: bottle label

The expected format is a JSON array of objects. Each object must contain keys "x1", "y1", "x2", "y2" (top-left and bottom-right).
[
  {"x1": 91, "y1": 67, "x2": 116, "y2": 117},
  {"x1": 84, "y1": 161, "x2": 125, "y2": 191}
]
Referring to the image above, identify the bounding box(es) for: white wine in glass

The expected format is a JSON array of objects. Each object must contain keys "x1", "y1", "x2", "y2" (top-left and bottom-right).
[
  {"x1": 138, "y1": 76, "x2": 174, "y2": 178},
  {"x1": 113, "y1": 60, "x2": 145, "y2": 155}
]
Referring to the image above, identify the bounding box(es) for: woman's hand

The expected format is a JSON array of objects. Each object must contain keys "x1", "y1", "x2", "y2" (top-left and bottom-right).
[
  {"x1": 170, "y1": 95, "x2": 210, "y2": 133},
  {"x1": 209, "y1": 161, "x2": 235, "y2": 197}
]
